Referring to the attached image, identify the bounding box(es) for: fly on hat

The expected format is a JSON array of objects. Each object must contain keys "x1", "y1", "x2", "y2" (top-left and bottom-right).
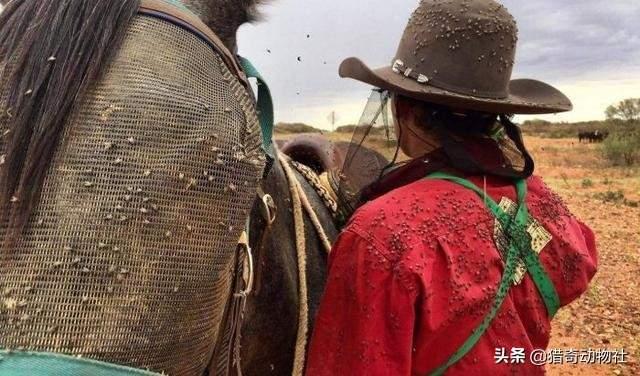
[
  {"x1": 332, "y1": 0, "x2": 574, "y2": 220},
  {"x1": 339, "y1": 0, "x2": 572, "y2": 115}
]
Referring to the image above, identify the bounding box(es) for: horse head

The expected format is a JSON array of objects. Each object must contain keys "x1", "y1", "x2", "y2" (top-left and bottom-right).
[
  {"x1": 0, "y1": 0, "x2": 273, "y2": 373},
  {"x1": 181, "y1": 0, "x2": 271, "y2": 52}
]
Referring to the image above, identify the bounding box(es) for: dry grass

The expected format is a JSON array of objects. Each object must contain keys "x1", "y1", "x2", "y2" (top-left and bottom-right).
[{"x1": 528, "y1": 137, "x2": 639, "y2": 376}]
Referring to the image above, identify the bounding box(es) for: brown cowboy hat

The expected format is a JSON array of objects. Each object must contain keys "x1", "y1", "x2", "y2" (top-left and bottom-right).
[{"x1": 339, "y1": 0, "x2": 572, "y2": 115}]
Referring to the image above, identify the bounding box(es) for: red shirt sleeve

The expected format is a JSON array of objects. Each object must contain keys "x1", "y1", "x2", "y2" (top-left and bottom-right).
[
  {"x1": 306, "y1": 227, "x2": 419, "y2": 376},
  {"x1": 526, "y1": 176, "x2": 599, "y2": 308}
]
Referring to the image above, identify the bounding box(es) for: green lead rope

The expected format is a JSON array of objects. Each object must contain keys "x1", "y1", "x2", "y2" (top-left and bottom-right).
[
  {"x1": 425, "y1": 172, "x2": 560, "y2": 375},
  {"x1": 238, "y1": 56, "x2": 275, "y2": 160}
]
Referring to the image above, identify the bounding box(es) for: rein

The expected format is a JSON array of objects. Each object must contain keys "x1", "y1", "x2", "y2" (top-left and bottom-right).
[
  {"x1": 228, "y1": 153, "x2": 333, "y2": 376},
  {"x1": 280, "y1": 153, "x2": 334, "y2": 375}
]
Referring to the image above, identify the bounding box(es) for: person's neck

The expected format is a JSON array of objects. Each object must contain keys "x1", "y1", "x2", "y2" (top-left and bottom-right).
[
  {"x1": 401, "y1": 137, "x2": 441, "y2": 159},
  {"x1": 398, "y1": 120, "x2": 441, "y2": 158}
]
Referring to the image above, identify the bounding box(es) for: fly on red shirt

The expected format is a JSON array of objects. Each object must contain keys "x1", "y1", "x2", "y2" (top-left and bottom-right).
[{"x1": 306, "y1": 175, "x2": 597, "y2": 375}]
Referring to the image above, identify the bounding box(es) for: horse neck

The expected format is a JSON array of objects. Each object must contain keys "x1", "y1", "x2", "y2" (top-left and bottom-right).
[
  {"x1": 240, "y1": 157, "x2": 334, "y2": 372},
  {"x1": 177, "y1": 0, "x2": 241, "y2": 52}
]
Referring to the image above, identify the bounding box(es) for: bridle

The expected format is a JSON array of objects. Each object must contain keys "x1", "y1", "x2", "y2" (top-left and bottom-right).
[{"x1": 225, "y1": 153, "x2": 334, "y2": 376}]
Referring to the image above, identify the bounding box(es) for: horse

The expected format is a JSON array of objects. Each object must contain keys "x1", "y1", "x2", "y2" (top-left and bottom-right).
[
  {"x1": 578, "y1": 130, "x2": 609, "y2": 143},
  {"x1": 238, "y1": 135, "x2": 390, "y2": 376},
  {"x1": 0, "y1": 1, "x2": 274, "y2": 375},
  {"x1": 238, "y1": 150, "x2": 338, "y2": 376}
]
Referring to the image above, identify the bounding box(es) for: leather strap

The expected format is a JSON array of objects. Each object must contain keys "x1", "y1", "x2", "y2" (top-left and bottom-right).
[
  {"x1": 138, "y1": 0, "x2": 249, "y2": 88},
  {"x1": 239, "y1": 57, "x2": 275, "y2": 160}
]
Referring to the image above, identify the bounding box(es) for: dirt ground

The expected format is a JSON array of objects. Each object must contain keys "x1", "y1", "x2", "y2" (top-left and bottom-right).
[
  {"x1": 280, "y1": 132, "x2": 639, "y2": 375},
  {"x1": 526, "y1": 137, "x2": 639, "y2": 376}
]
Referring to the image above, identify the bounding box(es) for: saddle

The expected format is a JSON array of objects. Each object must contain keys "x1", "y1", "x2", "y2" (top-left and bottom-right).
[
  {"x1": 279, "y1": 134, "x2": 343, "y2": 175},
  {"x1": 280, "y1": 136, "x2": 340, "y2": 201},
  {"x1": 281, "y1": 134, "x2": 396, "y2": 226}
]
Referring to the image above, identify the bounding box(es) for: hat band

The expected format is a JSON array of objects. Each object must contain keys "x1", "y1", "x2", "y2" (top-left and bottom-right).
[
  {"x1": 391, "y1": 59, "x2": 508, "y2": 100},
  {"x1": 392, "y1": 59, "x2": 430, "y2": 84}
]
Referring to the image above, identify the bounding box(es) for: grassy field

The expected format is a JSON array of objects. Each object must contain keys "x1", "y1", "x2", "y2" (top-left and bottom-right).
[
  {"x1": 520, "y1": 119, "x2": 638, "y2": 139},
  {"x1": 278, "y1": 130, "x2": 639, "y2": 374}
]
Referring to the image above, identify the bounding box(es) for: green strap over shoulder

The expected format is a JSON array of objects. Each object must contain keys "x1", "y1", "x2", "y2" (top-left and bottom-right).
[
  {"x1": 238, "y1": 56, "x2": 275, "y2": 159},
  {"x1": 425, "y1": 172, "x2": 560, "y2": 375}
]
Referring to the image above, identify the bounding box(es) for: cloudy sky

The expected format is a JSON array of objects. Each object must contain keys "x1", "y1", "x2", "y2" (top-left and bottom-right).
[
  {"x1": 2, "y1": 1, "x2": 638, "y2": 128},
  {"x1": 237, "y1": 0, "x2": 640, "y2": 128}
]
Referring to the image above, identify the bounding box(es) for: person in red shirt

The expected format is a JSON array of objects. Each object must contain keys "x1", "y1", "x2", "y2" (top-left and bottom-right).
[{"x1": 306, "y1": 0, "x2": 598, "y2": 375}]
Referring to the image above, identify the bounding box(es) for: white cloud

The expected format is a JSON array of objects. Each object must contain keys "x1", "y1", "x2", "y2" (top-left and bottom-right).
[
  {"x1": 239, "y1": 0, "x2": 640, "y2": 128},
  {"x1": 3, "y1": 1, "x2": 637, "y2": 128},
  {"x1": 518, "y1": 78, "x2": 640, "y2": 123}
]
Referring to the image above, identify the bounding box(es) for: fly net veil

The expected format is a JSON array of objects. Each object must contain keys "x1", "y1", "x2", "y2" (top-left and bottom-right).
[
  {"x1": 333, "y1": 89, "x2": 399, "y2": 222},
  {"x1": 333, "y1": 90, "x2": 535, "y2": 223},
  {"x1": 0, "y1": 12, "x2": 264, "y2": 376}
]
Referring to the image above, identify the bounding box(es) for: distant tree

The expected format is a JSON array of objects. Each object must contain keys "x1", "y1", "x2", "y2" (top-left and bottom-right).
[
  {"x1": 605, "y1": 98, "x2": 640, "y2": 122},
  {"x1": 521, "y1": 119, "x2": 551, "y2": 127}
]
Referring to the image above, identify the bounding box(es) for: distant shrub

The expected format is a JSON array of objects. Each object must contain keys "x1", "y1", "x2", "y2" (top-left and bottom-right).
[
  {"x1": 593, "y1": 190, "x2": 639, "y2": 208},
  {"x1": 335, "y1": 125, "x2": 389, "y2": 136},
  {"x1": 335, "y1": 125, "x2": 357, "y2": 133},
  {"x1": 581, "y1": 178, "x2": 594, "y2": 188},
  {"x1": 602, "y1": 131, "x2": 640, "y2": 166},
  {"x1": 519, "y1": 119, "x2": 639, "y2": 139},
  {"x1": 594, "y1": 190, "x2": 625, "y2": 203},
  {"x1": 521, "y1": 119, "x2": 552, "y2": 127},
  {"x1": 275, "y1": 122, "x2": 322, "y2": 134}
]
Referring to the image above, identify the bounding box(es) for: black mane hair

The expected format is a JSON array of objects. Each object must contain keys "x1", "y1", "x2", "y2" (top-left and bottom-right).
[
  {"x1": 182, "y1": 0, "x2": 271, "y2": 50},
  {"x1": 0, "y1": 0, "x2": 140, "y2": 247}
]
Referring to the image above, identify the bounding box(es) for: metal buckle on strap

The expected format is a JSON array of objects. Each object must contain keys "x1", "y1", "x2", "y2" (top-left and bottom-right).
[
  {"x1": 260, "y1": 194, "x2": 277, "y2": 226},
  {"x1": 235, "y1": 231, "x2": 254, "y2": 298}
]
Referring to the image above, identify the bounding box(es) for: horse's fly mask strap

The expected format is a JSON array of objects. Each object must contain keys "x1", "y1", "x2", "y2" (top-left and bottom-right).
[
  {"x1": 138, "y1": 0, "x2": 249, "y2": 88},
  {"x1": 238, "y1": 57, "x2": 275, "y2": 174}
]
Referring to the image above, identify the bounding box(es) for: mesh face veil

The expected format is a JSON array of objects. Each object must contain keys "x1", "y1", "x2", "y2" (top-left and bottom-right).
[
  {"x1": 334, "y1": 89, "x2": 399, "y2": 219},
  {"x1": 333, "y1": 89, "x2": 536, "y2": 224}
]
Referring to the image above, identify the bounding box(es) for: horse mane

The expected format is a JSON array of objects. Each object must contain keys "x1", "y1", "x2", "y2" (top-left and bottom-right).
[
  {"x1": 242, "y1": 0, "x2": 271, "y2": 23},
  {"x1": 0, "y1": 0, "x2": 140, "y2": 245},
  {"x1": 179, "y1": 0, "x2": 272, "y2": 50}
]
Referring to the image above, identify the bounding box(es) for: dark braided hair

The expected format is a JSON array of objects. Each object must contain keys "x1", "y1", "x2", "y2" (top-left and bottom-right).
[{"x1": 396, "y1": 95, "x2": 534, "y2": 179}]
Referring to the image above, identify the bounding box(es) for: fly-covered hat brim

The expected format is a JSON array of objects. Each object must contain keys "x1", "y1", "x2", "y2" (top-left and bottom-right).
[{"x1": 340, "y1": 57, "x2": 572, "y2": 115}]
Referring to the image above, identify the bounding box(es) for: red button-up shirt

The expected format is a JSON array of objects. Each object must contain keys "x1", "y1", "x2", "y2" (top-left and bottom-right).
[{"x1": 306, "y1": 175, "x2": 597, "y2": 375}]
